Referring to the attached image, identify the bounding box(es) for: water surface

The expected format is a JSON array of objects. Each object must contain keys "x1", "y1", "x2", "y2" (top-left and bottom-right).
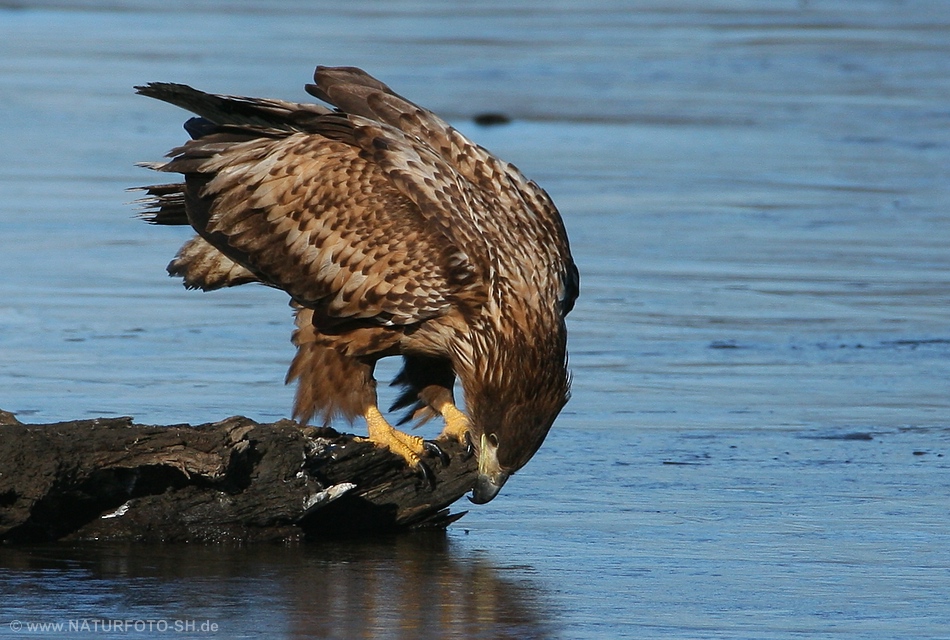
[{"x1": 1, "y1": 1, "x2": 949, "y2": 638}]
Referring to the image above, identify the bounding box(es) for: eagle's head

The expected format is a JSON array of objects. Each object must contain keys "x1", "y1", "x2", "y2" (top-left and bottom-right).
[
  {"x1": 465, "y1": 330, "x2": 571, "y2": 504},
  {"x1": 468, "y1": 402, "x2": 565, "y2": 504}
]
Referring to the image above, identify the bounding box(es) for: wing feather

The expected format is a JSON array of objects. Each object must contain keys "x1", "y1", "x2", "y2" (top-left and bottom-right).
[
  {"x1": 308, "y1": 67, "x2": 577, "y2": 313},
  {"x1": 135, "y1": 82, "x2": 332, "y2": 132},
  {"x1": 159, "y1": 131, "x2": 478, "y2": 325},
  {"x1": 168, "y1": 235, "x2": 260, "y2": 291},
  {"x1": 139, "y1": 66, "x2": 573, "y2": 331}
]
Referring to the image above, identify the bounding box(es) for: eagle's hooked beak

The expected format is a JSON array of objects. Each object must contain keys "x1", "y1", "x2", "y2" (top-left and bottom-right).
[{"x1": 469, "y1": 433, "x2": 510, "y2": 504}]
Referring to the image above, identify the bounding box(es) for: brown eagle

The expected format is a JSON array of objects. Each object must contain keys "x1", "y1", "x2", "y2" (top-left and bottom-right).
[{"x1": 136, "y1": 66, "x2": 578, "y2": 503}]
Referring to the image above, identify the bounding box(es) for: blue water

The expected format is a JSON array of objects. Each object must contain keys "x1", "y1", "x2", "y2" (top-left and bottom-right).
[{"x1": 2, "y1": 1, "x2": 949, "y2": 638}]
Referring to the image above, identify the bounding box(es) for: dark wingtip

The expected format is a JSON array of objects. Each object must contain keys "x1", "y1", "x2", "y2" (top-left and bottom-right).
[
  {"x1": 183, "y1": 116, "x2": 218, "y2": 139},
  {"x1": 134, "y1": 81, "x2": 175, "y2": 98}
]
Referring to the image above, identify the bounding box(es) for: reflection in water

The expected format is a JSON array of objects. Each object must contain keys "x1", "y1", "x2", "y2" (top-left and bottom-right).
[
  {"x1": 288, "y1": 535, "x2": 554, "y2": 639},
  {"x1": 0, "y1": 534, "x2": 557, "y2": 639}
]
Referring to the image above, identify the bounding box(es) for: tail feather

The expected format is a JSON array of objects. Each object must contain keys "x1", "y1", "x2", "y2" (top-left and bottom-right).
[{"x1": 131, "y1": 182, "x2": 188, "y2": 225}]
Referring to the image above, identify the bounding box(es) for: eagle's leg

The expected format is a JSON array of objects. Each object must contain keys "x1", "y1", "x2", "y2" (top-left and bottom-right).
[
  {"x1": 391, "y1": 355, "x2": 470, "y2": 444},
  {"x1": 428, "y1": 390, "x2": 471, "y2": 445},
  {"x1": 288, "y1": 329, "x2": 431, "y2": 471},
  {"x1": 363, "y1": 405, "x2": 428, "y2": 469}
]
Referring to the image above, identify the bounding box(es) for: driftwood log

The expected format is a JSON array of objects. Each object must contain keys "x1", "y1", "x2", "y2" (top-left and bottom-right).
[{"x1": 0, "y1": 409, "x2": 477, "y2": 543}]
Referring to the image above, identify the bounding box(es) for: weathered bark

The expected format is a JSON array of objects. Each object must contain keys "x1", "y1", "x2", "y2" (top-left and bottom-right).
[{"x1": 0, "y1": 410, "x2": 477, "y2": 543}]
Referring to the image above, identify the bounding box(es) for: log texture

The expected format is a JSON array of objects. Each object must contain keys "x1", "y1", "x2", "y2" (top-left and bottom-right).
[{"x1": 0, "y1": 410, "x2": 477, "y2": 543}]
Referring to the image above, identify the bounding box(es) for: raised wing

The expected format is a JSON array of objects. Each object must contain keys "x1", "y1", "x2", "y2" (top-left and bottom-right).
[
  {"x1": 154, "y1": 126, "x2": 482, "y2": 326},
  {"x1": 136, "y1": 66, "x2": 579, "y2": 328},
  {"x1": 307, "y1": 66, "x2": 578, "y2": 315},
  {"x1": 136, "y1": 82, "x2": 332, "y2": 131}
]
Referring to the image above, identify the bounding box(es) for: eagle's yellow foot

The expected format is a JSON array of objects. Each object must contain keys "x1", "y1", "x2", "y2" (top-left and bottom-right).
[
  {"x1": 363, "y1": 405, "x2": 426, "y2": 467},
  {"x1": 436, "y1": 400, "x2": 471, "y2": 444},
  {"x1": 435, "y1": 399, "x2": 475, "y2": 460}
]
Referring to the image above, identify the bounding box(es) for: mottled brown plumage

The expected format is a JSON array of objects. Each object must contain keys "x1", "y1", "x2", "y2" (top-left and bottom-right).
[{"x1": 135, "y1": 66, "x2": 578, "y2": 503}]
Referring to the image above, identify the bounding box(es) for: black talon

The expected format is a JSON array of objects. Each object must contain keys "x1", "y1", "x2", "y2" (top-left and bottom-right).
[
  {"x1": 461, "y1": 431, "x2": 476, "y2": 460},
  {"x1": 424, "y1": 440, "x2": 450, "y2": 466},
  {"x1": 416, "y1": 460, "x2": 436, "y2": 489}
]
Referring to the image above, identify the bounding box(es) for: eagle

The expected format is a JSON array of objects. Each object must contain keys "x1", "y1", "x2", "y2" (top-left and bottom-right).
[{"x1": 135, "y1": 66, "x2": 578, "y2": 503}]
